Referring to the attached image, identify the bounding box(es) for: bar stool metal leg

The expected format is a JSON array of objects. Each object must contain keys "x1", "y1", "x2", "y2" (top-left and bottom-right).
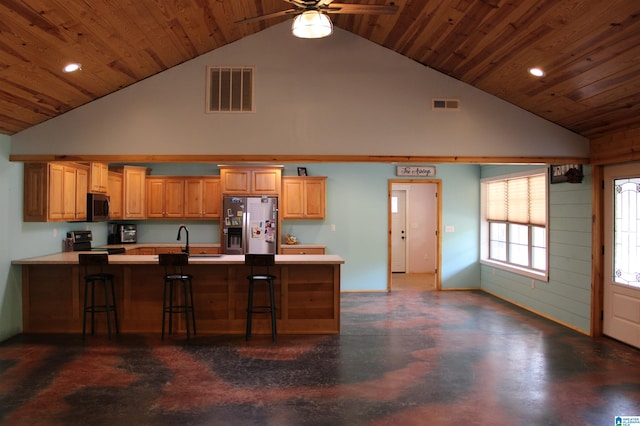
[
  {"x1": 182, "y1": 277, "x2": 190, "y2": 341},
  {"x1": 104, "y1": 279, "x2": 112, "y2": 339},
  {"x1": 189, "y1": 277, "x2": 197, "y2": 335},
  {"x1": 246, "y1": 278, "x2": 254, "y2": 340},
  {"x1": 111, "y1": 277, "x2": 120, "y2": 334},
  {"x1": 269, "y1": 279, "x2": 277, "y2": 342},
  {"x1": 82, "y1": 279, "x2": 89, "y2": 339},
  {"x1": 162, "y1": 278, "x2": 168, "y2": 340}
]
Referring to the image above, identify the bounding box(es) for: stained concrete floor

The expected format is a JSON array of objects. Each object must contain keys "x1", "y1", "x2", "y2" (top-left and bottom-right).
[{"x1": 0, "y1": 290, "x2": 638, "y2": 425}]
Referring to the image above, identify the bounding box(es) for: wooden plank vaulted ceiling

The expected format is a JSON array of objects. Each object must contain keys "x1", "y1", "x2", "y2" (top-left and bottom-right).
[{"x1": 1, "y1": 0, "x2": 639, "y2": 141}]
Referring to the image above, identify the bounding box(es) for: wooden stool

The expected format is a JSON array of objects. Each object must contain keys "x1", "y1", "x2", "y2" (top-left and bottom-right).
[
  {"x1": 245, "y1": 254, "x2": 277, "y2": 342},
  {"x1": 159, "y1": 253, "x2": 196, "y2": 341},
  {"x1": 80, "y1": 253, "x2": 119, "y2": 339}
]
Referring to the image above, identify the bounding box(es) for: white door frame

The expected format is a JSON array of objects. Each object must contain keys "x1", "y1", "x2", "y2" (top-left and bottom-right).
[{"x1": 387, "y1": 179, "x2": 442, "y2": 291}]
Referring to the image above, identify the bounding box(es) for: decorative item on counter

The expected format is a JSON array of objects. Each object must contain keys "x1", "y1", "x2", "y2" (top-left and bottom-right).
[
  {"x1": 285, "y1": 234, "x2": 298, "y2": 245},
  {"x1": 63, "y1": 238, "x2": 74, "y2": 252}
]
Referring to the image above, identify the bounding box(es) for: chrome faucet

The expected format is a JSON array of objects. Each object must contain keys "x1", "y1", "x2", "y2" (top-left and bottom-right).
[{"x1": 177, "y1": 225, "x2": 189, "y2": 255}]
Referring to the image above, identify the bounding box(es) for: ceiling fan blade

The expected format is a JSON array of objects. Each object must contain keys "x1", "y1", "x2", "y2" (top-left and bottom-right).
[
  {"x1": 323, "y1": 3, "x2": 399, "y2": 15},
  {"x1": 236, "y1": 8, "x2": 298, "y2": 24},
  {"x1": 285, "y1": 0, "x2": 335, "y2": 7}
]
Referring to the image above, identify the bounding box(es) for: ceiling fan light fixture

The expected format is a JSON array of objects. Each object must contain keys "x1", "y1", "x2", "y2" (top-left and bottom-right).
[{"x1": 292, "y1": 10, "x2": 333, "y2": 39}]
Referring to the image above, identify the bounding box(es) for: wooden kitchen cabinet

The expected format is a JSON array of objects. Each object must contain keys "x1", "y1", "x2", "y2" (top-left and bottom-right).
[
  {"x1": 282, "y1": 176, "x2": 326, "y2": 219},
  {"x1": 107, "y1": 171, "x2": 123, "y2": 219},
  {"x1": 111, "y1": 166, "x2": 148, "y2": 219},
  {"x1": 75, "y1": 166, "x2": 88, "y2": 220},
  {"x1": 220, "y1": 166, "x2": 281, "y2": 195},
  {"x1": 23, "y1": 162, "x2": 88, "y2": 222},
  {"x1": 154, "y1": 247, "x2": 184, "y2": 254},
  {"x1": 184, "y1": 177, "x2": 221, "y2": 218},
  {"x1": 129, "y1": 246, "x2": 220, "y2": 255},
  {"x1": 189, "y1": 246, "x2": 221, "y2": 254},
  {"x1": 89, "y1": 162, "x2": 109, "y2": 194},
  {"x1": 146, "y1": 177, "x2": 184, "y2": 218},
  {"x1": 280, "y1": 247, "x2": 326, "y2": 255}
]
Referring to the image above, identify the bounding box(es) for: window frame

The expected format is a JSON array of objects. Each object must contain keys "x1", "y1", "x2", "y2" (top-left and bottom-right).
[{"x1": 480, "y1": 168, "x2": 549, "y2": 281}]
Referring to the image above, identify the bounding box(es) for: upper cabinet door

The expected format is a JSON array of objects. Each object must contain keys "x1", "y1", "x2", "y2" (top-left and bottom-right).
[
  {"x1": 75, "y1": 166, "x2": 88, "y2": 221},
  {"x1": 281, "y1": 176, "x2": 326, "y2": 220},
  {"x1": 89, "y1": 162, "x2": 109, "y2": 194},
  {"x1": 221, "y1": 167, "x2": 281, "y2": 195},
  {"x1": 108, "y1": 172, "x2": 123, "y2": 219},
  {"x1": 122, "y1": 166, "x2": 148, "y2": 219},
  {"x1": 252, "y1": 169, "x2": 281, "y2": 195},
  {"x1": 146, "y1": 177, "x2": 185, "y2": 218},
  {"x1": 184, "y1": 177, "x2": 221, "y2": 219},
  {"x1": 221, "y1": 168, "x2": 250, "y2": 194}
]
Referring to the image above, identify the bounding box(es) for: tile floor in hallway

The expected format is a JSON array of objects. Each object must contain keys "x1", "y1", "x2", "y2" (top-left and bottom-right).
[{"x1": 0, "y1": 290, "x2": 639, "y2": 425}]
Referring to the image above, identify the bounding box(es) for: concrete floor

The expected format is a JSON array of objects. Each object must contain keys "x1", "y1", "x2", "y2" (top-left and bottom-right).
[{"x1": 0, "y1": 290, "x2": 638, "y2": 425}]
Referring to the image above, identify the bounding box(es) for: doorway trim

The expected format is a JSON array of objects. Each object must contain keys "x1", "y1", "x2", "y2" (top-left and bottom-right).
[{"x1": 387, "y1": 179, "x2": 442, "y2": 292}]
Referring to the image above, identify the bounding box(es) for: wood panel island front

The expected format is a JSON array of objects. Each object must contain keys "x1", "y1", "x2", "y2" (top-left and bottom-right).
[{"x1": 13, "y1": 253, "x2": 344, "y2": 336}]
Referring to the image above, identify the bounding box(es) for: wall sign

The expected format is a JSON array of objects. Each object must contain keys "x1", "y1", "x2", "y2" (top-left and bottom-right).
[
  {"x1": 396, "y1": 166, "x2": 436, "y2": 177},
  {"x1": 549, "y1": 164, "x2": 583, "y2": 184}
]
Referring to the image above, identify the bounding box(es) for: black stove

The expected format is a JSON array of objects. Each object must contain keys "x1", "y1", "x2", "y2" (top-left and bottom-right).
[{"x1": 67, "y1": 230, "x2": 125, "y2": 254}]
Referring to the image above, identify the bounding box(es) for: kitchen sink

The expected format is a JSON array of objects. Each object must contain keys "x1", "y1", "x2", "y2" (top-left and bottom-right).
[{"x1": 188, "y1": 253, "x2": 223, "y2": 258}]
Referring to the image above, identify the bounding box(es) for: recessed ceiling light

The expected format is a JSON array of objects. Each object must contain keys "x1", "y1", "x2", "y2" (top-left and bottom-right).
[
  {"x1": 63, "y1": 63, "x2": 82, "y2": 73},
  {"x1": 528, "y1": 67, "x2": 545, "y2": 77}
]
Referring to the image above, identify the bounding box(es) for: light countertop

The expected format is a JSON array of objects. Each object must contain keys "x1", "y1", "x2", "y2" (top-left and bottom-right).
[{"x1": 12, "y1": 252, "x2": 344, "y2": 265}]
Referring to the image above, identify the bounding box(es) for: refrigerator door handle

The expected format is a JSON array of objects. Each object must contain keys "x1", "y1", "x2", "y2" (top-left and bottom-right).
[{"x1": 243, "y1": 211, "x2": 249, "y2": 254}]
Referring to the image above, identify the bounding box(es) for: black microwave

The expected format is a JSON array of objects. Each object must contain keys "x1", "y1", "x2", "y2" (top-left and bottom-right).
[{"x1": 87, "y1": 193, "x2": 110, "y2": 222}]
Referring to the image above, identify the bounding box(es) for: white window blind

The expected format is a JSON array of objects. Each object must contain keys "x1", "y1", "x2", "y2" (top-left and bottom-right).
[{"x1": 486, "y1": 174, "x2": 546, "y2": 226}]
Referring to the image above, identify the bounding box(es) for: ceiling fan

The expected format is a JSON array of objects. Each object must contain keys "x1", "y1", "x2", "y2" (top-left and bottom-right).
[{"x1": 237, "y1": 0, "x2": 399, "y2": 39}]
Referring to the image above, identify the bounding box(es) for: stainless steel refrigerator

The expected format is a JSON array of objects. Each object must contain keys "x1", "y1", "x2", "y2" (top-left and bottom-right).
[{"x1": 222, "y1": 196, "x2": 278, "y2": 254}]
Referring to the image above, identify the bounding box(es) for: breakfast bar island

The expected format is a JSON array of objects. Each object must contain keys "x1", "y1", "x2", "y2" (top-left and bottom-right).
[{"x1": 13, "y1": 253, "x2": 344, "y2": 336}]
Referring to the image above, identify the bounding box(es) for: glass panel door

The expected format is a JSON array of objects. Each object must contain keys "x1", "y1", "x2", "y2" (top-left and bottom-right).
[{"x1": 603, "y1": 163, "x2": 640, "y2": 348}]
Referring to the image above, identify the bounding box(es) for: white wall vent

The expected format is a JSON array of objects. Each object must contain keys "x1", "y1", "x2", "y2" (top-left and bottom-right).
[
  {"x1": 432, "y1": 98, "x2": 460, "y2": 110},
  {"x1": 206, "y1": 66, "x2": 254, "y2": 113}
]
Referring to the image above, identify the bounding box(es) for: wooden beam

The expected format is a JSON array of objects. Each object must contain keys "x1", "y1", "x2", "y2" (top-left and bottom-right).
[{"x1": 9, "y1": 154, "x2": 590, "y2": 165}]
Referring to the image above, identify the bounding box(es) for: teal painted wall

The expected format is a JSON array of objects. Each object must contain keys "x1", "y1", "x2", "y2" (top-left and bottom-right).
[
  {"x1": 479, "y1": 165, "x2": 593, "y2": 333},
  {"x1": 281, "y1": 163, "x2": 480, "y2": 291},
  {"x1": 1, "y1": 135, "x2": 22, "y2": 341}
]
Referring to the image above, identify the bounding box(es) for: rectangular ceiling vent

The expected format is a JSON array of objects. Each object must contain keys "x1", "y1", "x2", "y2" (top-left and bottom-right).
[
  {"x1": 206, "y1": 66, "x2": 254, "y2": 113},
  {"x1": 432, "y1": 98, "x2": 460, "y2": 110}
]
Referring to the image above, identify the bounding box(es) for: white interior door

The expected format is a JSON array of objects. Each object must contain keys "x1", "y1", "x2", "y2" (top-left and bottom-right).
[
  {"x1": 391, "y1": 190, "x2": 407, "y2": 272},
  {"x1": 603, "y1": 162, "x2": 640, "y2": 348}
]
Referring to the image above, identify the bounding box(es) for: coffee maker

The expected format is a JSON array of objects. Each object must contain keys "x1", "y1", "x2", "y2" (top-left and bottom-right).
[{"x1": 107, "y1": 223, "x2": 119, "y2": 244}]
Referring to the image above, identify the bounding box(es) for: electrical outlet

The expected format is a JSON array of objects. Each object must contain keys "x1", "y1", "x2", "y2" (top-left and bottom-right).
[
  {"x1": 330, "y1": 224, "x2": 336, "y2": 232},
  {"x1": 531, "y1": 279, "x2": 535, "y2": 289}
]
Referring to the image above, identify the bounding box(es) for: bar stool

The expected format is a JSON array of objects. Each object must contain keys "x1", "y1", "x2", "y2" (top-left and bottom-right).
[
  {"x1": 245, "y1": 254, "x2": 277, "y2": 342},
  {"x1": 159, "y1": 253, "x2": 196, "y2": 341},
  {"x1": 79, "y1": 253, "x2": 119, "y2": 339}
]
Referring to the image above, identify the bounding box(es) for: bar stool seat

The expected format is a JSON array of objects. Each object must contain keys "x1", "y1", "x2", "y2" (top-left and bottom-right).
[
  {"x1": 159, "y1": 253, "x2": 196, "y2": 341},
  {"x1": 245, "y1": 254, "x2": 277, "y2": 342},
  {"x1": 79, "y1": 253, "x2": 119, "y2": 339}
]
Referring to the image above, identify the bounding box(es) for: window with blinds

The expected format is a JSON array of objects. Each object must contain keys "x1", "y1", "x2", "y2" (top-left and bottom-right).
[
  {"x1": 482, "y1": 170, "x2": 548, "y2": 278},
  {"x1": 486, "y1": 175, "x2": 546, "y2": 225}
]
